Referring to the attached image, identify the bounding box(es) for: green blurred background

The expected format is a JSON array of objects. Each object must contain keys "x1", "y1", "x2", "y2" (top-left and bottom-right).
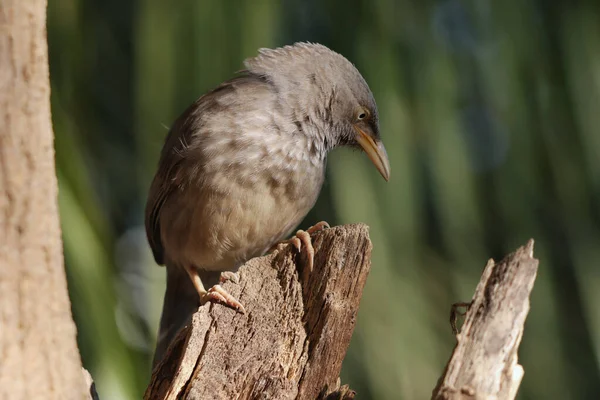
[{"x1": 47, "y1": 0, "x2": 600, "y2": 398}]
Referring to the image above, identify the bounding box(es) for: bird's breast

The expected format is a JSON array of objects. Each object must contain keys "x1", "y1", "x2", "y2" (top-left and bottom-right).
[{"x1": 166, "y1": 137, "x2": 326, "y2": 272}]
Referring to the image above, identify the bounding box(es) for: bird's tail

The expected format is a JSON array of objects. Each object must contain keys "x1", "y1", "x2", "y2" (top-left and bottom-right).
[
  {"x1": 152, "y1": 264, "x2": 197, "y2": 367},
  {"x1": 152, "y1": 264, "x2": 221, "y2": 368}
]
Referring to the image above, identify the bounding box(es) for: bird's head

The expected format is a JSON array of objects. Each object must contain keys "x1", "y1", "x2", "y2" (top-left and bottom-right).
[{"x1": 244, "y1": 42, "x2": 390, "y2": 181}]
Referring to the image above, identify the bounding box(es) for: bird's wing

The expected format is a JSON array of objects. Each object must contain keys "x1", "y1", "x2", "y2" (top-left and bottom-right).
[
  {"x1": 144, "y1": 126, "x2": 189, "y2": 265},
  {"x1": 145, "y1": 87, "x2": 211, "y2": 265},
  {"x1": 145, "y1": 73, "x2": 270, "y2": 265}
]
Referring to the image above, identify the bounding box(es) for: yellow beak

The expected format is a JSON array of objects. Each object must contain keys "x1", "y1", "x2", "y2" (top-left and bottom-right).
[{"x1": 355, "y1": 127, "x2": 391, "y2": 181}]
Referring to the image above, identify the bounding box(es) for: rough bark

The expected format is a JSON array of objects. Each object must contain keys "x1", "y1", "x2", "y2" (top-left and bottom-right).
[
  {"x1": 0, "y1": 1, "x2": 88, "y2": 399},
  {"x1": 145, "y1": 224, "x2": 371, "y2": 400},
  {"x1": 432, "y1": 240, "x2": 539, "y2": 400}
]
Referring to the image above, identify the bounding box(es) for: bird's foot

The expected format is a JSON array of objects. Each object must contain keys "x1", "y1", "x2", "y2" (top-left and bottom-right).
[
  {"x1": 201, "y1": 284, "x2": 246, "y2": 314},
  {"x1": 304, "y1": 221, "x2": 330, "y2": 235},
  {"x1": 184, "y1": 265, "x2": 245, "y2": 313},
  {"x1": 273, "y1": 221, "x2": 330, "y2": 273}
]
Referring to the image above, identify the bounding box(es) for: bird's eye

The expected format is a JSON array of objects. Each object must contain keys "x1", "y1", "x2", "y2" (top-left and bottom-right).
[{"x1": 356, "y1": 109, "x2": 369, "y2": 121}]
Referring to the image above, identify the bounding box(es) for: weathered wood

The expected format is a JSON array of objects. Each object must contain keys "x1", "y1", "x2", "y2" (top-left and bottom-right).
[
  {"x1": 0, "y1": 1, "x2": 88, "y2": 399},
  {"x1": 145, "y1": 224, "x2": 372, "y2": 400},
  {"x1": 432, "y1": 240, "x2": 539, "y2": 400}
]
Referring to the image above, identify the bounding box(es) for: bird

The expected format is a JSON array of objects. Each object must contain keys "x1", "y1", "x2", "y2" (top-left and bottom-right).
[{"x1": 145, "y1": 42, "x2": 390, "y2": 367}]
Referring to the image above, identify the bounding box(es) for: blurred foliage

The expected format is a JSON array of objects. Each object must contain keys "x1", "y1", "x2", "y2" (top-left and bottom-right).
[{"x1": 47, "y1": 0, "x2": 600, "y2": 398}]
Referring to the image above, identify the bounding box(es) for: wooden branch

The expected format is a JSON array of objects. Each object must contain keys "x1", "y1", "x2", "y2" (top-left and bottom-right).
[
  {"x1": 145, "y1": 224, "x2": 371, "y2": 400},
  {"x1": 432, "y1": 240, "x2": 539, "y2": 400}
]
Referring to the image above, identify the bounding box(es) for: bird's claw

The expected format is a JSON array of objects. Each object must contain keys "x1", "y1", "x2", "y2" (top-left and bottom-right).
[
  {"x1": 304, "y1": 221, "x2": 330, "y2": 235},
  {"x1": 293, "y1": 230, "x2": 315, "y2": 272},
  {"x1": 277, "y1": 221, "x2": 329, "y2": 274},
  {"x1": 201, "y1": 284, "x2": 246, "y2": 314}
]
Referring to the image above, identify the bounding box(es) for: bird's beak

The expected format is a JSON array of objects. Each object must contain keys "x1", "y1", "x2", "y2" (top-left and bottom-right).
[{"x1": 355, "y1": 127, "x2": 391, "y2": 181}]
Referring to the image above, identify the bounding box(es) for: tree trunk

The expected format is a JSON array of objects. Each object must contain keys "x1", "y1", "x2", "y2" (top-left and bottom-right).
[{"x1": 0, "y1": 1, "x2": 88, "y2": 399}]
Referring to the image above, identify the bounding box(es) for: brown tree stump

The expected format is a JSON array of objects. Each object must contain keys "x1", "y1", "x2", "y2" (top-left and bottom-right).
[{"x1": 145, "y1": 224, "x2": 371, "y2": 400}]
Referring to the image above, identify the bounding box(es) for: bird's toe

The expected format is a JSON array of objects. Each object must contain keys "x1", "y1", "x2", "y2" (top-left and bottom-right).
[
  {"x1": 295, "y1": 230, "x2": 315, "y2": 273},
  {"x1": 201, "y1": 284, "x2": 246, "y2": 314},
  {"x1": 219, "y1": 270, "x2": 240, "y2": 284},
  {"x1": 305, "y1": 221, "x2": 330, "y2": 235}
]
